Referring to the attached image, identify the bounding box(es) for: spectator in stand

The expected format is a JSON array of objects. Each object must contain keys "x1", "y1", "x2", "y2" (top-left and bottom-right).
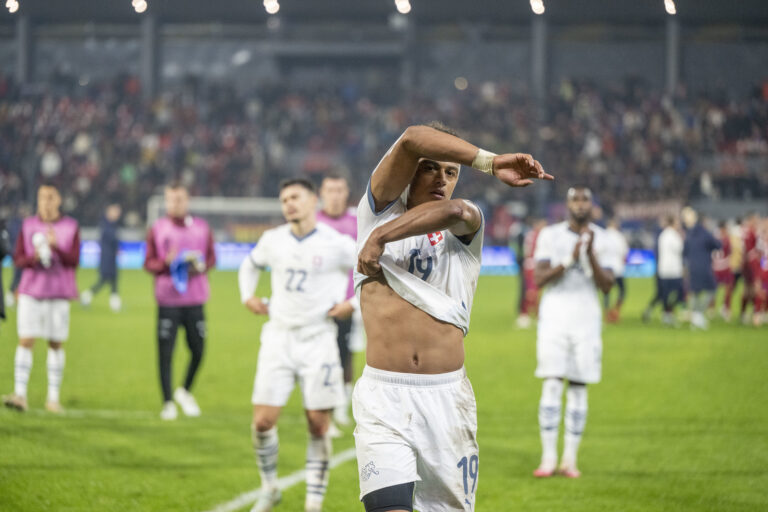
[{"x1": 1, "y1": 74, "x2": 767, "y2": 230}]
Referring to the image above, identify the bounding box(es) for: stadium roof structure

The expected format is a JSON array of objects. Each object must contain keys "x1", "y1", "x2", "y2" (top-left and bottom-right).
[{"x1": 1, "y1": 0, "x2": 768, "y2": 26}]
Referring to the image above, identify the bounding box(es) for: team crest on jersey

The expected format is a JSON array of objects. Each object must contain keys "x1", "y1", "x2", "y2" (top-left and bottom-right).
[
  {"x1": 360, "y1": 462, "x2": 380, "y2": 481},
  {"x1": 427, "y1": 231, "x2": 443, "y2": 246},
  {"x1": 313, "y1": 255, "x2": 323, "y2": 268}
]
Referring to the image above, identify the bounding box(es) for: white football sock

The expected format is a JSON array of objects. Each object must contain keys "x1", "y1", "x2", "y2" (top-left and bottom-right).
[
  {"x1": 46, "y1": 348, "x2": 65, "y2": 403},
  {"x1": 305, "y1": 432, "x2": 331, "y2": 507},
  {"x1": 345, "y1": 382, "x2": 353, "y2": 401},
  {"x1": 538, "y1": 378, "x2": 563, "y2": 465},
  {"x1": 563, "y1": 385, "x2": 588, "y2": 467},
  {"x1": 252, "y1": 425, "x2": 279, "y2": 489},
  {"x1": 14, "y1": 346, "x2": 33, "y2": 398}
]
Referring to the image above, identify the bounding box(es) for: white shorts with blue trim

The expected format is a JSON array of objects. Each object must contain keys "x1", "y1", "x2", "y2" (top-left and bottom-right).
[
  {"x1": 251, "y1": 320, "x2": 344, "y2": 410},
  {"x1": 353, "y1": 365, "x2": 479, "y2": 511}
]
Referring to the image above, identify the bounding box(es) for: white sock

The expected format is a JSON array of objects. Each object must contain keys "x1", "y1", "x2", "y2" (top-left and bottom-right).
[
  {"x1": 563, "y1": 385, "x2": 588, "y2": 467},
  {"x1": 252, "y1": 426, "x2": 279, "y2": 489},
  {"x1": 306, "y1": 433, "x2": 331, "y2": 507},
  {"x1": 46, "y1": 348, "x2": 65, "y2": 403},
  {"x1": 538, "y1": 378, "x2": 563, "y2": 466},
  {"x1": 345, "y1": 382, "x2": 353, "y2": 401},
  {"x1": 14, "y1": 346, "x2": 33, "y2": 398}
]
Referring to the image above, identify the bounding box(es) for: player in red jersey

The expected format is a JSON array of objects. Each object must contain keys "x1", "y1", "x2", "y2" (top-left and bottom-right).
[
  {"x1": 712, "y1": 221, "x2": 734, "y2": 320},
  {"x1": 740, "y1": 213, "x2": 761, "y2": 324}
]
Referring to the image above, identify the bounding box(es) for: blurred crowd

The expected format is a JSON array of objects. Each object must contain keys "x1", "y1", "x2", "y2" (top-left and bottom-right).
[{"x1": 0, "y1": 73, "x2": 767, "y2": 228}]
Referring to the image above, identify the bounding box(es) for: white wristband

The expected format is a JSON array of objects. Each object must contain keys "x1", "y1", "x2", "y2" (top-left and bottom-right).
[
  {"x1": 560, "y1": 254, "x2": 574, "y2": 269},
  {"x1": 471, "y1": 149, "x2": 497, "y2": 176}
]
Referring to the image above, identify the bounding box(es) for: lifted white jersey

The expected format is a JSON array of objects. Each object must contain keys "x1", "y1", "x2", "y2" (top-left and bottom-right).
[
  {"x1": 354, "y1": 183, "x2": 483, "y2": 335},
  {"x1": 534, "y1": 222, "x2": 617, "y2": 327},
  {"x1": 243, "y1": 223, "x2": 356, "y2": 328}
]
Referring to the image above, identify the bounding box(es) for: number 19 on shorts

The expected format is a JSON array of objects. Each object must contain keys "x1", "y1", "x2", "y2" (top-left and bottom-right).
[{"x1": 457, "y1": 454, "x2": 479, "y2": 506}]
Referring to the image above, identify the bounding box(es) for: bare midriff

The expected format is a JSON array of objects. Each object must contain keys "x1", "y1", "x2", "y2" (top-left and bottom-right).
[{"x1": 359, "y1": 275, "x2": 465, "y2": 374}]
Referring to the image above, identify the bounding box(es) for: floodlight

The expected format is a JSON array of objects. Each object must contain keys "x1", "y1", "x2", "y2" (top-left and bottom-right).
[
  {"x1": 395, "y1": 0, "x2": 411, "y2": 15},
  {"x1": 265, "y1": 1, "x2": 280, "y2": 14}
]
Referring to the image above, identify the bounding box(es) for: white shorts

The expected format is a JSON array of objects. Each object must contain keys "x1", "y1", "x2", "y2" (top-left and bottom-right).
[
  {"x1": 251, "y1": 320, "x2": 344, "y2": 410},
  {"x1": 353, "y1": 366, "x2": 479, "y2": 511},
  {"x1": 535, "y1": 319, "x2": 602, "y2": 384},
  {"x1": 17, "y1": 294, "x2": 71, "y2": 342}
]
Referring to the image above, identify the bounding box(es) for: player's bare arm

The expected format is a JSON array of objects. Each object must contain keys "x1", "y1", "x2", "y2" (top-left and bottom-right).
[
  {"x1": 583, "y1": 230, "x2": 615, "y2": 293},
  {"x1": 358, "y1": 199, "x2": 481, "y2": 276},
  {"x1": 244, "y1": 297, "x2": 269, "y2": 315},
  {"x1": 327, "y1": 300, "x2": 354, "y2": 320},
  {"x1": 370, "y1": 125, "x2": 552, "y2": 210}
]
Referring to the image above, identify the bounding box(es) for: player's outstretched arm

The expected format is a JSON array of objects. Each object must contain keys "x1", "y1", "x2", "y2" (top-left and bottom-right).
[
  {"x1": 357, "y1": 199, "x2": 480, "y2": 276},
  {"x1": 370, "y1": 125, "x2": 553, "y2": 211}
]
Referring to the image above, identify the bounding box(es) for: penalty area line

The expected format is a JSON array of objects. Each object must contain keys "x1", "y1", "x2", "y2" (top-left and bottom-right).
[{"x1": 201, "y1": 447, "x2": 357, "y2": 512}]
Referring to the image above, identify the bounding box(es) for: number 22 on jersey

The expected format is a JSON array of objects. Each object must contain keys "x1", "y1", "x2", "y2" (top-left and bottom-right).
[{"x1": 285, "y1": 268, "x2": 307, "y2": 292}]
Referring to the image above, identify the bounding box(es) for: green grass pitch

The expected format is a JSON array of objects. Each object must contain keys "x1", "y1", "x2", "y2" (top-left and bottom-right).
[{"x1": 1, "y1": 269, "x2": 766, "y2": 511}]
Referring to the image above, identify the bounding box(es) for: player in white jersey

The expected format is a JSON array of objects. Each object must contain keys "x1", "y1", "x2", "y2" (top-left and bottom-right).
[
  {"x1": 603, "y1": 216, "x2": 629, "y2": 323},
  {"x1": 532, "y1": 187, "x2": 616, "y2": 479},
  {"x1": 238, "y1": 179, "x2": 357, "y2": 512},
  {"x1": 354, "y1": 122, "x2": 551, "y2": 512}
]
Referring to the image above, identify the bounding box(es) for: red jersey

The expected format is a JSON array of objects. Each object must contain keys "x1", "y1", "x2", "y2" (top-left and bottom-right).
[{"x1": 712, "y1": 233, "x2": 731, "y2": 273}]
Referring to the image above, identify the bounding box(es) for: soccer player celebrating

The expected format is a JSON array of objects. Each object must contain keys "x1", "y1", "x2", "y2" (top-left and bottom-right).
[
  {"x1": 144, "y1": 183, "x2": 216, "y2": 420},
  {"x1": 354, "y1": 123, "x2": 550, "y2": 511},
  {"x1": 316, "y1": 174, "x2": 358, "y2": 427},
  {"x1": 3, "y1": 185, "x2": 80, "y2": 413},
  {"x1": 532, "y1": 186, "x2": 615, "y2": 478},
  {"x1": 238, "y1": 179, "x2": 356, "y2": 512}
]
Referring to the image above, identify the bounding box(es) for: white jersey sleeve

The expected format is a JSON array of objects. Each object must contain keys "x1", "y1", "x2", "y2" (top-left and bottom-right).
[
  {"x1": 337, "y1": 233, "x2": 358, "y2": 272},
  {"x1": 248, "y1": 230, "x2": 272, "y2": 269},
  {"x1": 238, "y1": 230, "x2": 272, "y2": 303}
]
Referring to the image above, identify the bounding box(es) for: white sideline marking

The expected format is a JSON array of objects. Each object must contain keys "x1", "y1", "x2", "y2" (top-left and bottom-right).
[
  {"x1": 202, "y1": 447, "x2": 357, "y2": 512},
  {"x1": 26, "y1": 408, "x2": 155, "y2": 419}
]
